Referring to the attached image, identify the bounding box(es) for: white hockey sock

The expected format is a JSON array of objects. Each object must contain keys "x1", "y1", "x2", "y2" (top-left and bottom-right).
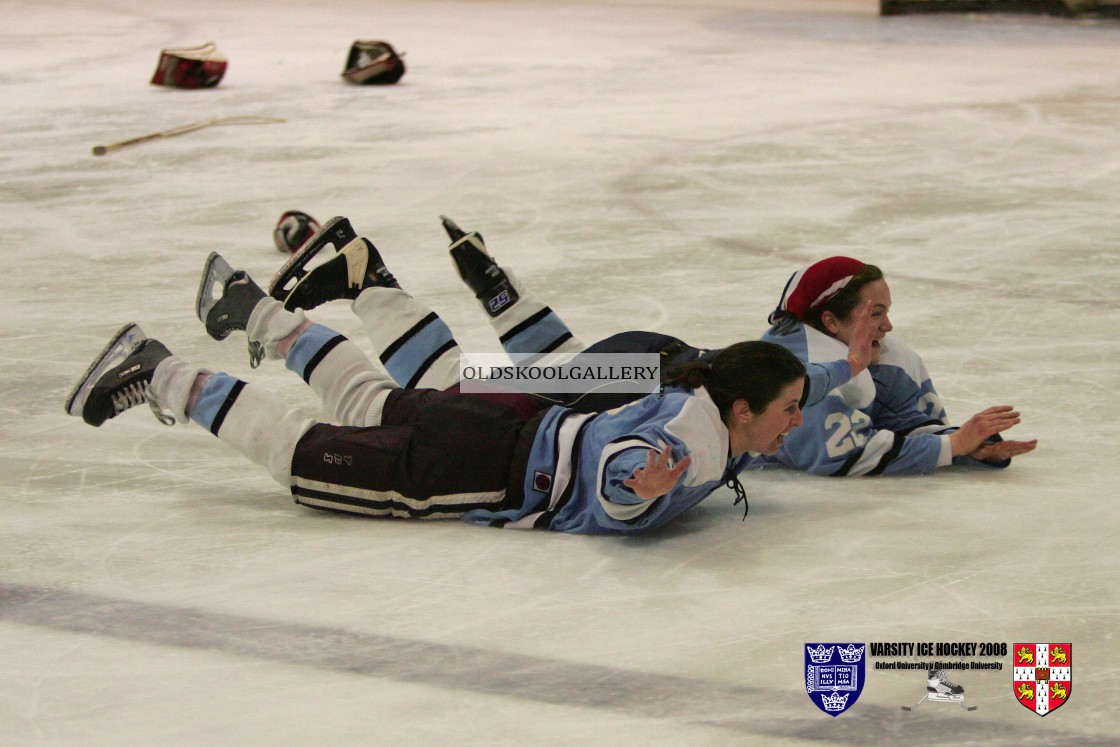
[
  {"x1": 151, "y1": 356, "x2": 213, "y2": 425},
  {"x1": 488, "y1": 268, "x2": 584, "y2": 358},
  {"x1": 187, "y1": 372, "x2": 315, "y2": 486},
  {"x1": 247, "y1": 297, "x2": 308, "y2": 361},
  {"x1": 284, "y1": 323, "x2": 398, "y2": 426},
  {"x1": 352, "y1": 287, "x2": 461, "y2": 390}
]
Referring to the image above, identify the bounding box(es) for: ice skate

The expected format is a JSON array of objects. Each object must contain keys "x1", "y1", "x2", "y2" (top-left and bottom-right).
[
  {"x1": 273, "y1": 210, "x2": 321, "y2": 253},
  {"x1": 901, "y1": 669, "x2": 978, "y2": 712},
  {"x1": 195, "y1": 252, "x2": 267, "y2": 368},
  {"x1": 268, "y1": 216, "x2": 399, "y2": 311},
  {"x1": 440, "y1": 215, "x2": 520, "y2": 317},
  {"x1": 927, "y1": 668, "x2": 965, "y2": 698},
  {"x1": 268, "y1": 216, "x2": 357, "y2": 304},
  {"x1": 65, "y1": 323, "x2": 175, "y2": 427}
]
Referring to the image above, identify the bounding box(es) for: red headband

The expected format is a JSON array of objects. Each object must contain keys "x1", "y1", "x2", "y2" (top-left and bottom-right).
[{"x1": 769, "y1": 257, "x2": 866, "y2": 323}]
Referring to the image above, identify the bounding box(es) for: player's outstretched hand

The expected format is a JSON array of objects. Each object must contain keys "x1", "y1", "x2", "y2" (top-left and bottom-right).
[
  {"x1": 971, "y1": 438, "x2": 1038, "y2": 463},
  {"x1": 623, "y1": 444, "x2": 691, "y2": 501},
  {"x1": 846, "y1": 299, "x2": 877, "y2": 376},
  {"x1": 949, "y1": 405, "x2": 1024, "y2": 457}
]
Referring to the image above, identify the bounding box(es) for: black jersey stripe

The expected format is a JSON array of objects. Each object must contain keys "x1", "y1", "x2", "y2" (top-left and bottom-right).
[
  {"x1": 866, "y1": 433, "x2": 907, "y2": 476},
  {"x1": 896, "y1": 419, "x2": 949, "y2": 436},
  {"x1": 833, "y1": 449, "x2": 863, "y2": 477},
  {"x1": 532, "y1": 413, "x2": 592, "y2": 528}
]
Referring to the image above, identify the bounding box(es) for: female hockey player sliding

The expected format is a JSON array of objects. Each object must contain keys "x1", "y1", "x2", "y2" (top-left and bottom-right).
[
  {"x1": 752, "y1": 257, "x2": 1036, "y2": 475},
  {"x1": 65, "y1": 246, "x2": 879, "y2": 534},
  {"x1": 265, "y1": 214, "x2": 1034, "y2": 477}
]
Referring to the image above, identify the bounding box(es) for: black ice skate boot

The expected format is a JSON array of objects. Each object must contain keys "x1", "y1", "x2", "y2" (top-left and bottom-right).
[
  {"x1": 927, "y1": 669, "x2": 965, "y2": 696},
  {"x1": 268, "y1": 216, "x2": 399, "y2": 312},
  {"x1": 440, "y1": 215, "x2": 519, "y2": 317},
  {"x1": 64, "y1": 323, "x2": 175, "y2": 427},
  {"x1": 196, "y1": 252, "x2": 268, "y2": 368}
]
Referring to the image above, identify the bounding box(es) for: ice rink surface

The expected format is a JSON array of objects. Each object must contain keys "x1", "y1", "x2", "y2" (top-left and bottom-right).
[{"x1": 2, "y1": 0, "x2": 1119, "y2": 744}]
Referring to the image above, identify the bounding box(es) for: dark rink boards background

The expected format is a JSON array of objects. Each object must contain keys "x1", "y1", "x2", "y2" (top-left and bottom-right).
[{"x1": 2, "y1": 0, "x2": 1118, "y2": 744}]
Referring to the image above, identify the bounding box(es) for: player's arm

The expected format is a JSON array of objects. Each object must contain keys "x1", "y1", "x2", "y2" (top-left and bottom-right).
[
  {"x1": 813, "y1": 400, "x2": 1035, "y2": 475},
  {"x1": 801, "y1": 300, "x2": 877, "y2": 408},
  {"x1": 775, "y1": 396, "x2": 947, "y2": 476},
  {"x1": 596, "y1": 437, "x2": 691, "y2": 521},
  {"x1": 622, "y1": 443, "x2": 691, "y2": 500}
]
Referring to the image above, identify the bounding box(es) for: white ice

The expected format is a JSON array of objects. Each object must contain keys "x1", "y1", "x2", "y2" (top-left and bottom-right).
[{"x1": 2, "y1": 0, "x2": 1119, "y2": 744}]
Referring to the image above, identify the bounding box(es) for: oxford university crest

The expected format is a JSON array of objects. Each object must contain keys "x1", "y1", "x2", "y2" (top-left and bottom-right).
[{"x1": 805, "y1": 643, "x2": 865, "y2": 716}]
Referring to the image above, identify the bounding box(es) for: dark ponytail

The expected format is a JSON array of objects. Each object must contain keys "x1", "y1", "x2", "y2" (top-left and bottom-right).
[{"x1": 665, "y1": 341, "x2": 805, "y2": 417}]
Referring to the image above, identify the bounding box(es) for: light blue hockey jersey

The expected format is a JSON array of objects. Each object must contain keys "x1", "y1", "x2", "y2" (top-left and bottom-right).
[
  {"x1": 462, "y1": 386, "x2": 751, "y2": 534},
  {"x1": 752, "y1": 321, "x2": 1006, "y2": 476}
]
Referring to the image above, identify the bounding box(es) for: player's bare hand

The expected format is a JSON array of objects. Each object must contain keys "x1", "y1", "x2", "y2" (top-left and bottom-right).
[
  {"x1": 846, "y1": 299, "x2": 877, "y2": 376},
  {"x1": 623, "y1": 444, "x2": 691, "y2": 501},
  {"x1": 949, "y1": 405, "x2": 1022, "y2": 457},
  {"x1": 971, "y1": 438, "x2": 1038, "y2": 463}
]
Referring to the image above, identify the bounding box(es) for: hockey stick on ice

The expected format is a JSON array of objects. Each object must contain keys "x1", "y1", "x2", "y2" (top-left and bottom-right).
[{"x1": 91, "y1": 115, "x2": 285, "y2": 156}]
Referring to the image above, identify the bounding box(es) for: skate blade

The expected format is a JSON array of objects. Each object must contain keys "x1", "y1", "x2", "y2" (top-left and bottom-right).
[
  {"x1": 195, "y1": 251, "x2": 236, "y2": 329},
  {"x1": 65, "y1": 323, "x2": 146, "y2": 417},
  {"x1": 268, "y1": 215, "x2": 355, "y2": 299}
]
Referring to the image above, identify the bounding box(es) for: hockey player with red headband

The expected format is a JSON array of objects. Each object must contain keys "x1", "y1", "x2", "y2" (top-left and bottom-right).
[{"x1": 753, "y1": 257, "x2": 1036, "y2": 475}]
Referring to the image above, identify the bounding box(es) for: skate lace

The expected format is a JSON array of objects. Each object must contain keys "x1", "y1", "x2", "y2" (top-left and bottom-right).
[
  {"x1": 933, "y1": 670, "x2": 960, "y2": 688},
  {"x1": 112, "y1": 381, "x2": 175, "y2": 427}
]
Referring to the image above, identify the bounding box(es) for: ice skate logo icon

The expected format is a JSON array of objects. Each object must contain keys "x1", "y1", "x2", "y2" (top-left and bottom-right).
[
  {"x1": 902, "y1": 668, "x2": 978, "y2": 712},
  {"x1": 804, "y1": 642, "x2": 864, "y2": 717},
  {"x1": 1012, "y1": 643, "x2": 1072, "y2": 716}
]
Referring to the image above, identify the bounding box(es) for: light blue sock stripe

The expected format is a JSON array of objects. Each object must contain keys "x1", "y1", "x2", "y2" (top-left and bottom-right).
[
  {"x1": 382, "y1": 319, "x2": 455, "y2": 386},
  {"x1": 191, "y1": 372, "x2": 241, "y2": 433},
  {"x1": 286, "y1": 324, "x2": 342, "y2": 380},
  {"x1": 501, "y1": 311, "x2": 570, "y2": 355}
]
